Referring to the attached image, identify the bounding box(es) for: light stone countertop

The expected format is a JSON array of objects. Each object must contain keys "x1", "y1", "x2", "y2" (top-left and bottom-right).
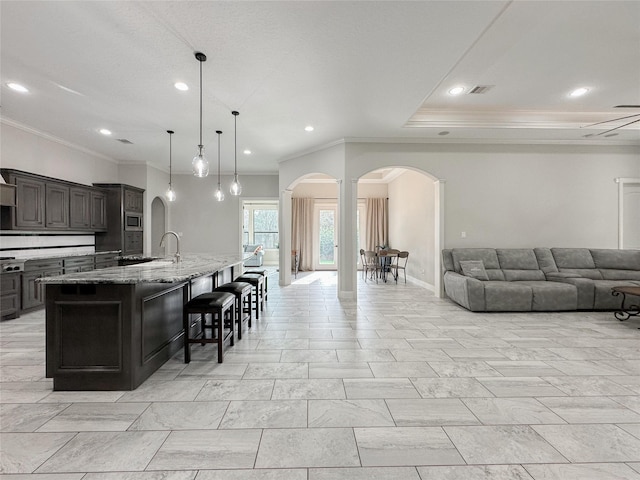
[
  {"x1": 20, "y1": 250, "x2": 120, "y2": 261},
  {"x1": 38, "y1": 253, "x2": 248, "y2": 284}
]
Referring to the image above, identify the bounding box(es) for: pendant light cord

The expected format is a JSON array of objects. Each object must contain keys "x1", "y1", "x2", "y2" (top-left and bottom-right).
[
  {"x1": 199, "y1": 59, "x2": 203, "y2": 148},
  {"x1": 232, "y1": 110, "x2": 239, "y2": 175},
  {"x1": 217, "y1": 130, "x2": 222, "y2": 186},
  {"x1": 167, "y1": 129, "x2": 174, "y2": 188}
]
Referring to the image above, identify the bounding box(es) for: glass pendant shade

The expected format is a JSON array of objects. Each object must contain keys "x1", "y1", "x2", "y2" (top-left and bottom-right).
[
  {"x1": 214, "y1": 185, "x2": 225, "y2": 202},
  {"x1": 165, "y1": 187, "x2": 176, "y2": 202},
  {"x1": 192, "y1": 145, "x2": 209, "y2": 177},
  {"x1": 230, "y1": 174, "x2": 242, "y2": 195}
]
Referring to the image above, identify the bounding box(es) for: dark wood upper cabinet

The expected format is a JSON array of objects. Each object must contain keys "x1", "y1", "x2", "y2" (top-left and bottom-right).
[
  {"x1": 1, "y1": 169, "x2": 108, "y2": 232},
  {"x1": 45, "y1": 183, "x2": 70, "y2": 229},
  {"x1": 124, "y1": 188, "x2": 143, "y2": 213},
  {"x1": 91, "y1": 190, "x2": 107, "y2": 231},
  {"x1": 14, "y1": 175, "x2": 46, "y2": 229},
  {"x1": 69, "y1": 187, "x2": 91, "y2": 229}
]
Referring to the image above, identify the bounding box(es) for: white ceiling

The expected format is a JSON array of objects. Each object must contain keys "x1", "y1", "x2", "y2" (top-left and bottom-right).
[{"x1": 1, "y1": 1, "x2": 639, "y2": 176}]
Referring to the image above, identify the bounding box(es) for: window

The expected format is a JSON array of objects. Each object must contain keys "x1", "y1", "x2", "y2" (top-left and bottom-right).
[{"x1": 243, "y1": 202, "x2": 279, "y2": 249}]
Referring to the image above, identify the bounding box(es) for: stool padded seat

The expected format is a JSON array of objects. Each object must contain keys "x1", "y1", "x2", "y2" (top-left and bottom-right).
[
  {"x1": 186, "y1": 291, "x2": 235, "y2": 309},
  {"x1": 216, "y1": 281, "x2": 252, "y2": 295}
]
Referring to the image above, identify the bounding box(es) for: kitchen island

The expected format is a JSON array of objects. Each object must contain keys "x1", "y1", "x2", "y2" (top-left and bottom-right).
[{"x1": 40, "y1": 254, "x2": 246, "y2": 390}]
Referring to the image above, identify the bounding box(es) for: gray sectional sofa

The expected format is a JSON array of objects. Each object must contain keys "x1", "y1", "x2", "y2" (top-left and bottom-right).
[{"x1": 442, "y1": 248, "x2": 640, "y2": 312}]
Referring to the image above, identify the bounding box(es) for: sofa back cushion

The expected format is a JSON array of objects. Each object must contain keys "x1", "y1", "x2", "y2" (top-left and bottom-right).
[
  {"x1": 534, "y1": 248, "x2": 559, "y2": 273},
  {"x1": 551, "y1": 248, "x2": 596, "y2": 269},
  {"x1": 442, "y1": 250, "x2": 455, "y2": 272},
  {"x1": 497, "y1": 249, "x2": 540, "y2": 270},
  {"x1": 504, "y1": 270, "x2": 546, "y2": 281},
  {"x1": 590, "y1": 249, "x2": 640, "y2": 270},
  {"x1": 451, "y1": 249, "x2": 500, "y2": 272}
]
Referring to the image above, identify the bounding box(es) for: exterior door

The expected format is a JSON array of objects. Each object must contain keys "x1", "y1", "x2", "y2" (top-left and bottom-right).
[{"x1": 315, "y1": 205, "x2": 338, "y2": 270}]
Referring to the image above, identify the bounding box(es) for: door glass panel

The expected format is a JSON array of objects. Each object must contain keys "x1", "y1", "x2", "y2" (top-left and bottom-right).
[{"x1": 319, "y1": 209, "x2": 336, "y2": 265}]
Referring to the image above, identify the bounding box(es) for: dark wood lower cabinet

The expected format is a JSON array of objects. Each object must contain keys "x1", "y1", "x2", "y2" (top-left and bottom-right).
[{"x1": 1, "y1": 273, "x2": 21, "y2": 320}]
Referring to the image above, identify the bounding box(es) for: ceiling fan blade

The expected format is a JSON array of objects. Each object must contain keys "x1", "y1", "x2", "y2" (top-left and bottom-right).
[
  {"x1": 582, "y1": 113, "x2": 640, "y2": 128},
  {"x1": 591, "y1": 117, "x2": 640, "y2": 136}
]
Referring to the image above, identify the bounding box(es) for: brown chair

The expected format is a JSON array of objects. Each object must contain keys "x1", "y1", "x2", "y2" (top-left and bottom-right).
[
  {"x1": 235, "y1": 273, "x2": 265, "y2": 319},
  {"x1": 391, "y1": 251, "x2": 409, "y2": 283},
  {"x1": 244, "y1": 268, "x2": 268, "y2": 302},
  {"x1": 183, "y1": 291, "x2": 236, "y2": 363}
]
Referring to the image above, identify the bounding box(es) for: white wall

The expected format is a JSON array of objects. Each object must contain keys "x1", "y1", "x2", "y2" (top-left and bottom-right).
[
  {"x1": 1, "y1": 122, "x2": 118, "y2": 185},
  {"x1": 388, "y1": 170, "x2": 436, "y2": 287},
  {"x1": 169, "y1": 173, "x2": 279, "y2": 254}
]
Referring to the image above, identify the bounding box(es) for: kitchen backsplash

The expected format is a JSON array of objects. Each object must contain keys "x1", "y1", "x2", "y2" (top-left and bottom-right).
[{"x1": 0, "y1": 232, "x2": 95, "y2": 259}]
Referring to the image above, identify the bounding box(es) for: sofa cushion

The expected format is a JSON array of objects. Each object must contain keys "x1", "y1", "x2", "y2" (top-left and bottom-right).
[
  {"x1": 497, "y1": 249, "x2": 539, "y2": 270},
  {"x1": 551, "y1": 248, "x2": 595, "y2": 269},
  {"x1": 546, "y1": 276, "x2": 595, "y2": 309},
  {"x1": 516, "y1": 281, "x2": 577, "y2": 311},
  {"x1": 559, "y1": 268, "x2": 603, "y2": 280},
  {"x1": 600, "y1": 269, "x2": 640, "y2": 280},
  {"x1": 459, "y1": 260, "x2": 489, "y2": 281},
  {"x1": 451, "y1": 249, "x2": 500, "y2": 272},
  {"x1": 592, "y1": 280, "x2": 640, "y2": 310},
  {"x1": 484, "y1": 282, "x2": 532, "y2": 311},
  {"x1": 486, "y1": 269, "x2": 506, "y2": 281},
  {"x1": 534, "y1": 248, "x2": 559, "y2": 273},
  {"x1": 504, "y1": 270, "x2": 545, "y2": 281},
  {"x1": 442, "y1": 250, "x2": 455, "y2": 272},
  {"x1": 590, "y1": 249, "x2": 640, "y2": 270}
]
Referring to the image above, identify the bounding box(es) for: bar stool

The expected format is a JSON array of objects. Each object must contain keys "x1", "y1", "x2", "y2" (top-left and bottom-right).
[
  {"x1": 183, "y1": 291, "x2": 235, "y2": 363},
  {"x1": 235, "y1": 273, "x2": 265, "y2": 320},
  {"x1": 214, "y1": 281, "x2": 252, "y2": 339},
  {"x1": 244, "y1": 269, "x2": 268, "y2": 302}
]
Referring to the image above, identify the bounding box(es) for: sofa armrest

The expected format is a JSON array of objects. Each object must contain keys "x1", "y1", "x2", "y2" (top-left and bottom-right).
[{"x1": 443, "y1": 271, "x2": 486, "y2": 311}]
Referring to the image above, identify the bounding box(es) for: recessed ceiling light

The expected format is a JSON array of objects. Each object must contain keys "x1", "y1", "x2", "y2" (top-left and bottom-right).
[
  {"x1": 569, "y1": 87, "x2": 589, "y2": 97},
  {"x1": 99, "y1": 128, "x2": 112, "y2": 136},
  {"x1": 7, "y1": 82, "x2": 28, "y2": 93},
  {"x1": 174, "y1": 82, "x2": 188, "y2": 91},
  {"x1": 448, "y1": 86, "x2": 465, "y2": 96},
  {"x1": 243, "y1": 149, "x2": 252, "y2": 155},
  {"x1": 305, "y1": 125, "x2": 314, "y2": 132}
]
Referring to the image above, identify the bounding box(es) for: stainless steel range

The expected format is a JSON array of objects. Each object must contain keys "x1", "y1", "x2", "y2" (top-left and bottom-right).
[{"x1": 0, "y1": 257, "x2": 25, "y2": 273}]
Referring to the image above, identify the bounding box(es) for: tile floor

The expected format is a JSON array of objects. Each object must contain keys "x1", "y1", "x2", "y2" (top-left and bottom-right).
[{"x1": 2, "y1": 271, "x2": 640, "y2": 479}]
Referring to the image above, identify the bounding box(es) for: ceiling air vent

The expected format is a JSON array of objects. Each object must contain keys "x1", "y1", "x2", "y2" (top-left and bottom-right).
[
  {"x1": 116, "y1": 138, "x2": 133, "y2": 144},
  {"x1": 614, "y1": 105, "x2": 640, "y2": 108},
  {"x1": 468, "y1": 85, "x2": 493, "y2": 94}
]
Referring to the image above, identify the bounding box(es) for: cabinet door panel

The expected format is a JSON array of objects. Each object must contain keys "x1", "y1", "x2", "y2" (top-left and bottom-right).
[
  {"x1": 124, "y1": 189, "x2": 143, "y2": 213},
  {"x1": 45, "y1": 183, "x2": 69, "y2": 228},
  {"x1": 69, "y1": 187, "x2": 91, "y2": 229},
  {"x1": 15, "y1": 177, "x2": 45, "y2": 229},
  {"x1": 124, "y1": 231, "x2": 143, "y2": 255},
  {"x1": 91, "y1": 191, "x2": 107, "y2": 230}
]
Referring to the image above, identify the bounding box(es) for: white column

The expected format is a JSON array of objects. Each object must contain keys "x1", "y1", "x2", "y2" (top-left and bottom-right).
[
  {"x1": 434, "y1": 179, "x2": 446, "y2": 298},
  {"x1": 337, "y1": 178, "x2": 356, "y2": 300},
  {"x1": 279, "y1": 189, "x2": 292, "y2": 286}
]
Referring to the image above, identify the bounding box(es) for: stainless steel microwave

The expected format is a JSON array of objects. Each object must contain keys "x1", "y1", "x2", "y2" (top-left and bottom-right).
[{"x1": 125, "y1": 213, "x2": 143, "y2": 230}]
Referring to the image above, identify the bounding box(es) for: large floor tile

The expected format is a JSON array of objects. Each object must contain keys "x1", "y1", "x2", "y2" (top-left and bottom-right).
[
  {"x1": 117, "y1": 380, "x2": 206, "y2": 402},
  {"x1": 416, "y1": 465, "x2": 534, "y2": 480},
  {"x1": 255, "y1": 428, "x2": 360, "y2": 468},
  {"x1": 410, "y1": 377, "x2": 493, "y2": 398},
  {"x1": 308, "y1": 399, "x2": 395, "y2": 427},
  {"x1": 462, "y1": 397, "x2": 566, "y2": 425},
  {"x1": 533, "y1": 424, "x2": 640, "y2": 462},
  {"x1": 128, "y1": 401, "x2": 228, "y2": 430},
  {"x1": 386, "y1": 398, "x2": 480, "y2": 426},
  {"x1": 147, "y1": 429, "x2": 261, "y2": 470},
  {"x1": 0, "y1": 403, "x2": 69, "y2": 432},
  {"x1": 309, "y1": 466, "x2": 421, "y2": 480},
  {"x1": 196, "y1": 469, "x2": 307, "y2": 480},
  {"x1": 271, "y1": 378, "x2": 346, "y2": 399},
  {"x1": 444, "y1": 425, "x2": 569, "y2": 464},
  {"x1": 476, "y1": 377, "x2": 566, "y2": 397},
  {"x1": 37, "y1": 402, "x2": 148, "y2": 432},
  {"x1": 219, "y1": 400, "x2": 307, "y2": 428},
  {"x1": 343, "y1": 378, "x2": 420, "y2": 399},
  {"x1": 243, "y1": 362, "x2": 308, "y2": 379},
  {"x1": 369, "y1": 361, "x2": 437, "y2": 378},
  {"x1": 37, "y1": 431, "x2": 168, "y2": 473},
  {"x1": 194, "y1": 379, "x2": 274, "y2": 400},
  {"x1": 0, "y1": 432, "x2": 75, "y2": 474},
  {"x1": 537, "y1": 396, "x2": 640, "y2": 423},
  {"x1": 355, "y1": 426, "x2": 465, "y2": 466}
]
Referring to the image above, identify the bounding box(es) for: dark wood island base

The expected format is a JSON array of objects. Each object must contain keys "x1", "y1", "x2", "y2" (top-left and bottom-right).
[{"x1": 42, "y1": 254, "x2": 243, "y2": 390}]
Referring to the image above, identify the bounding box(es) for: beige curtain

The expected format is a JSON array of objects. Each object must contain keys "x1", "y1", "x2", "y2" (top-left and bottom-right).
[
  {"x1": 366, "y1": 198, "x2": 388, "y2": 251},
  {"x1": 291, "y1": 197, "x2": 314, "y2": 271}
]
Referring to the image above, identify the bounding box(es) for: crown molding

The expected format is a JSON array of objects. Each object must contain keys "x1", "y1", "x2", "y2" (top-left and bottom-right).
[{"x1": 1, "y1": 117, "x2": 120, "y2": 164}]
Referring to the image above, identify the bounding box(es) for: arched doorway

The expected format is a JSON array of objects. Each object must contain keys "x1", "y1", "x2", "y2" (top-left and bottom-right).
[
  {"x1": 279, "y1": 173, "x2": 340, "y2": 292},
  {"x1": 150, "y1": 196, "x2": 166, "y2": 257},
  {"x1": 357, "y1": 167, "x2": 443, "y2": 294}
]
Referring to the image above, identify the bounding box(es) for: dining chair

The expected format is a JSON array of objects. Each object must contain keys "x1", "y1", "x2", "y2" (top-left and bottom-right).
[
  {"x1": 363, "y1": 250, "x2": 381, "y2": 283},
  {"x1": 391, "y1": 251, "x2": 409, "y2": 283}
]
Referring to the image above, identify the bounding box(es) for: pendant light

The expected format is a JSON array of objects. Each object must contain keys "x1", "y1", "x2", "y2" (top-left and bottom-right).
[
  {"x1": 229, "y1": 110, "x2": 242, "y2": 195},
  {"x1": 165, "y1": 130, "x2": 176, "y2": 202},
  {"x1": 191, "y1": 52, "x2": 209, "y2": 177},
  {"x1": 214, "y1": 130, "x2": 225, "y2": 202}
]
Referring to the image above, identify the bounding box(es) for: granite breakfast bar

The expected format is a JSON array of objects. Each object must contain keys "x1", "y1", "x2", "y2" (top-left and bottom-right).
[{"x1": 40, "y1": 254, "x2": 246, "y2": 391}]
